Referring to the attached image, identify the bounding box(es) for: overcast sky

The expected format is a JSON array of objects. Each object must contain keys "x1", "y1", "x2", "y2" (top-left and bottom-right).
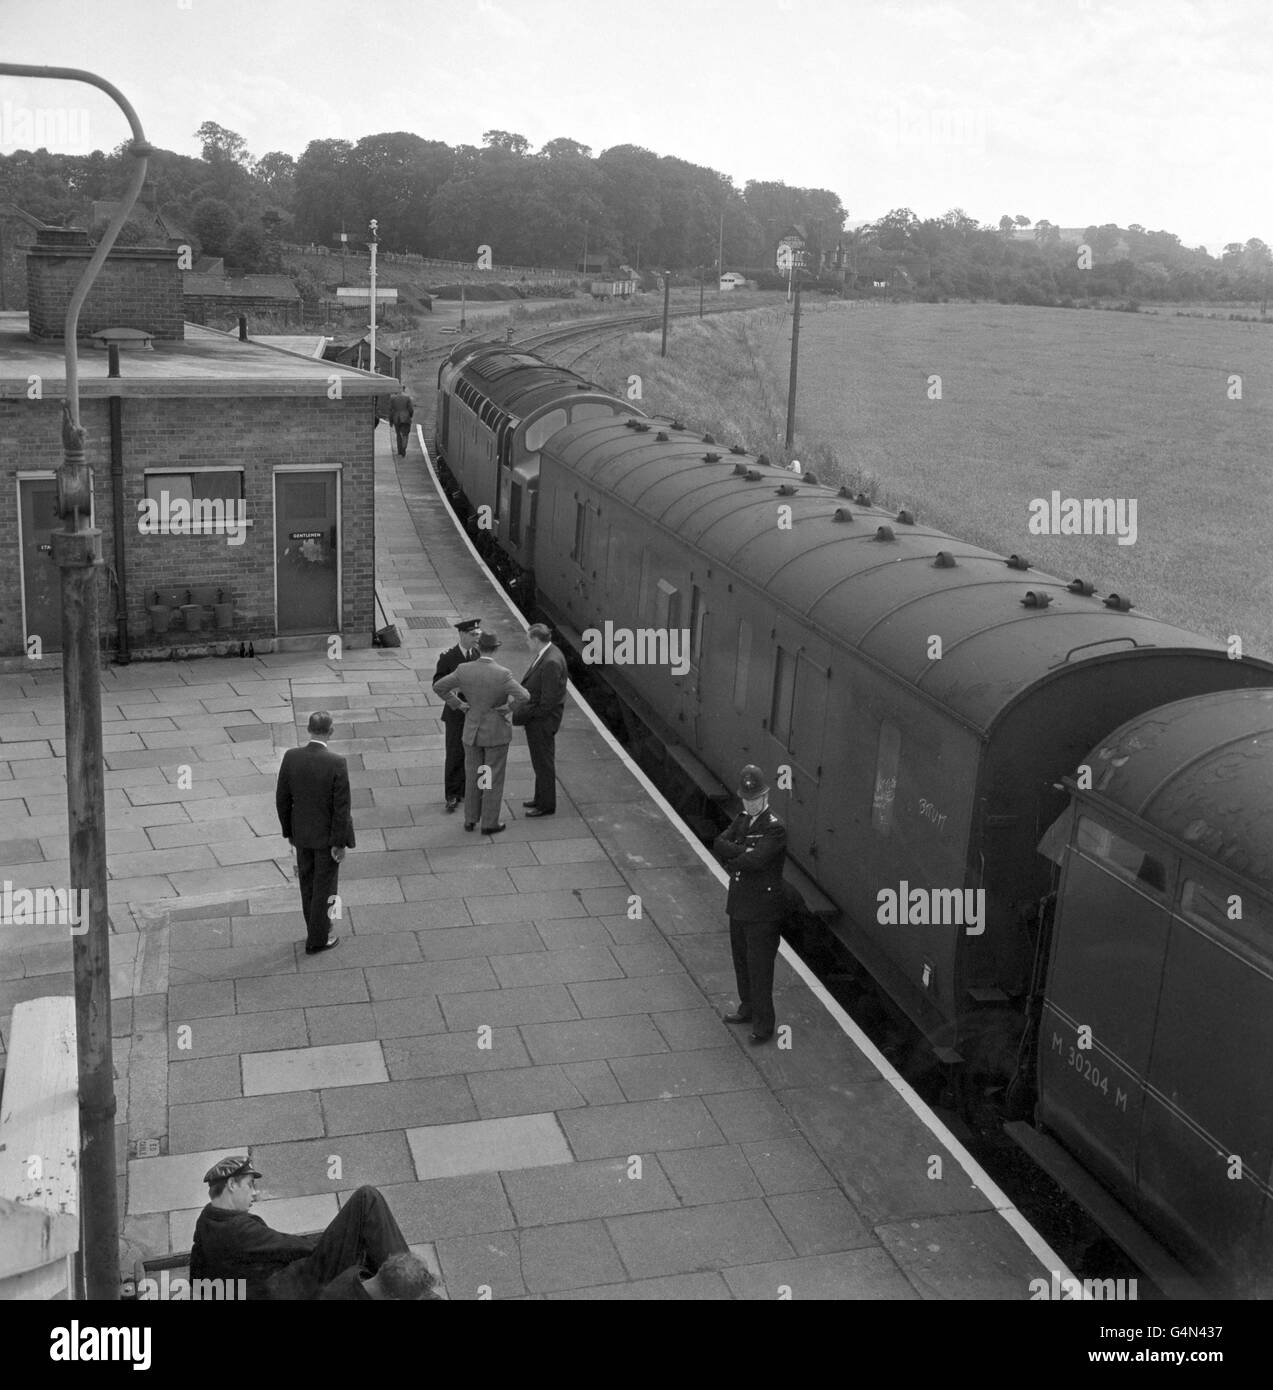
[{"x1": 2, "y1": 0, "x2": 1268, "y2": 254}]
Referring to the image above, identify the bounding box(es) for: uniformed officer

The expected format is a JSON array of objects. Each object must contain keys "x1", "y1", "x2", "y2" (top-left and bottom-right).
[
  {"x1": 433, "y1": 618, "x2": 482, "y2": 811},
  {"x1": 714, "y1": 764, "x2": 787, "y2": 1045}
]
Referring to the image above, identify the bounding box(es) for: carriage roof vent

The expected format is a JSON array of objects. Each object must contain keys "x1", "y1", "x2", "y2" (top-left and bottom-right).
[
  {"x1": 703, "y1": 433, "x2": 716, "y2": 444},
  {"x1": 733, "y1": 462, "x2": 749, "y2": 476},
  {"x1": 745, "y1": 468, "x2": 762, "y2": 481},
  {"x1": 855, "y1": 491, "x2": 871, "y2": 506},
  {"x1": 1104, "y1": 593, "x2": 1134, "y2": 611},
  {"x1": 730, "y1": 444, "x2": 747, "y2": 455},
  {"x1": 803, "y1": 471, "x2": 819, "y2": 485},
  {"x1": 1022, "y1": 590, "x2": 1052, "y2": 608},
  {"x1": 631, "y1": 421, "x2": 651, "y2": 432},
  {"x1": 896, "y1": 508, "x2": 915, "y2": 525},
  {"x1": 933, "y1": 550, "x2": 956, "y2": 568},
  {"x1": 775, "y1": 483, "x2": 797, "y2": 496},
  {"x1": 656, "y1": 430, "x2": 670, "y2": 441},
  {"x1": 833, "y1": 507, "x2": 853, "y2": 523},
  {"x1": 704, "y1": 452, "x2": 722, "y2": 462},
  {"x1": 756, "y1": 454, "x2": 771, "y2": 468},
  {"x1": 670, "y1": 418, "x2": 685, "y2": 429},
  {"x1": 874, "y1": 525, "x2": 895, "y2": 542},
  {"x1": 1006, "y1": 554, "x2": 1030, "y2": 570},
  {"x1": 1068, "y1": 578, "x2": 1095, "y2": 595}
]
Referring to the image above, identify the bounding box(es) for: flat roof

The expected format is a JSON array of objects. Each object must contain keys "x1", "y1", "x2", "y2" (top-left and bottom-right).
[{"x1": 0, "y1": 315, "x2": 388, "y2": 398}]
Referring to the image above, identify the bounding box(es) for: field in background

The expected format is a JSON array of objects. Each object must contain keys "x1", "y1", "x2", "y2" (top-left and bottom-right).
[{"x1": 585, "y1": 302, "x2": 1273, "y2": 659}]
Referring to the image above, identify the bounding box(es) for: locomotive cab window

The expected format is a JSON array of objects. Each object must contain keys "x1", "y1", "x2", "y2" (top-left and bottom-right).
[
  {"x1": 1076, "y1": 817, "x2": 1167, "y2": 894},
  {"x1": 525, "y1": 409, "x2": 567, "y2": 454}
]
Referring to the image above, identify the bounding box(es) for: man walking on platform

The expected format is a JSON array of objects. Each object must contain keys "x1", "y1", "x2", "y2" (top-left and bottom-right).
[
  {"x1": 432, "y1": 630, "x2": 528, "y2": 834},
  {"x1": 433, "y1": 618, "x2": 482, "y2": 812},
  {"x1": 275, "y1": 711, "x2": 354, "y2": 954},
  {"x1": 388, "y1": 388, "x2": 414, "y2": 457},
  {"x1": 714, "y1": 764, "x2": 787, "y2": 1045},
  {"x1": 512, "y1": 623, "x2": 567, "y2": 817}
]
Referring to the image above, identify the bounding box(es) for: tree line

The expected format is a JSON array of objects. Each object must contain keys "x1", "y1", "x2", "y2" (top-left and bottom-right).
[{"x1": 0, "y1": 121, "x2": 1267, "y2": 306}]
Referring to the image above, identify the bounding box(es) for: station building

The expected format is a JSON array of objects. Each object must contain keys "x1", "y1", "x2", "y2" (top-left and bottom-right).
[{"x1": 0, "y1": 226, "x2": 386, "y2": 665}]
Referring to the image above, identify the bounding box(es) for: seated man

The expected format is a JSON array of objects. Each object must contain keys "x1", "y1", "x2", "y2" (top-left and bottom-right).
[
  {"x1": 318, "y1": 1251, "x2": 442, "y2": 1300},
  {"x1": 189, "y1": 1155, "x2": 411, "y2": 1300}
]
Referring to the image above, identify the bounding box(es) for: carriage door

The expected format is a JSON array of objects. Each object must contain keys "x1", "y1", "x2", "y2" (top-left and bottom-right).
[
  {"x1": 19, "y1": 476, "x2": 62, "y2": 654},
  {"x1": 764, "y1": 630, "x2": 830, "y2": 874},
  {"x1": 685, "y1": 582, "x2": 706, "y2": 745},
  {"x1": 275, "y1": 470, "x2": 340, "y2": 635}
]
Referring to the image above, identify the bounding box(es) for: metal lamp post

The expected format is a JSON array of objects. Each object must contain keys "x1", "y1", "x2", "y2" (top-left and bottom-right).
[{"x1": 0, "y1": 61, "x2": 153, "y2": 1302}]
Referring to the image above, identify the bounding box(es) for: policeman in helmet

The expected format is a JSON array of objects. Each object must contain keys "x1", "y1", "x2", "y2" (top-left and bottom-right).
[{"x1": 713, "y1": 764, "x2": 787, "y2": 1044}]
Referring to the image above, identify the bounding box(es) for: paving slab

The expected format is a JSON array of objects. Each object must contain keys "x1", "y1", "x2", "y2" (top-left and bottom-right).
[
  {"x1": 874, "y1": 1210, "x2": 1042, "y2": 1299},
  {"x1": 560, "y1": 1061, "x2": 625, "y2": 1106},
  {"x1": 247, "y1": 1130, "x2": 417, "y2": 1197},
  {"x1": 609, "y1": 1046, "x2": 764, "y2": 1100},
  {"x1": 658, "y1": 1144, "x2": 765, "y2": 1205},
  {"x1": 169, "y1": 1055, "x2": 243, "y2": 1105},
  {"x1": 383, "y1": 1028, "x2": 531, "y2": 1080},
  {"x1": 438, "y1": 983, "x2": 581, "y2": 1029},
  {"x1": 242, "y1": 1040, "x2": 388, "y2": 1095},
  {"x1": 467, "y1": 1064, "x2": 587, "y2": 1119},
  {"x1": 559, "y1": 1096, "x2": 726, "y2": 1160},
  {"x1": 740, "y1": 1134, "x2": 836, "y2": 1195},
  {"x1": 721, "y1": 1248, "x2": 919, "y2": 1301},
  {"x1": 702, "y1": 1090, "x2": 799, "y2": 1143},
  {"x1": 234, "y1": 969, "x2": 368, "y2": 1013},
  {"x1": 168, "y1": 1009, "x2": 308, "y2": 1060},
  {"x1": 568, "y1": 974, "x2": 708, "y2": 1017},
  {"x1": 321, "y1": 1077, "x2": 478, "y2": 1135},
  {"x1": 520, "y1": 1219, "x2": 628, "y2": 1293},
  {"x1": 488, "y1": 945, "x2": 623, "y2": 989},
  {"x1": 364, "y1": 957, "x2": 498, "y2": 1001},
  {"x1": 605, "y1": 1198, "x2": 795, "y2": 1279},
  {"x1": 169, "y1": 1090, "x2": 324, "y2": 1153},
  {"x1": 376, "y1": 1174, "x2": 515, "y2": 1240},
  {"x1": 502, "y1": 1156, "x2": 679, "y2": 1226},
  {"x1": 129, "y1": 1145, "x2": 251, "y2": 1215},
  {"x1": 765, "y1": 1189, "x2": 876, "y2": 1257},
  {"x1": 415, "y1": 923, "x2": 542, "y2": 959},
  {"x1": 435, "y1": 1231, "x2": 524, "y2": 1300},
  {"x1": 542, "y1": 1272, "x2": 732, "y2": 1300},
  {"x1": 303, "y1": 1002, "x2": 378, "y2": 1046},
  {"x1": 406, "y1": 1112, "x2": 572, "y2": 1180}
]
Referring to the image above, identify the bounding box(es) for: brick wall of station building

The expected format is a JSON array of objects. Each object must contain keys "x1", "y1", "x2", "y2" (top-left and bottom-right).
[
  {"x1": 26, "y1": 244, "x2": 185, "y2": 342},
  {"x1": 0, "y1": 393, "x2": 376, "y2": 660}
]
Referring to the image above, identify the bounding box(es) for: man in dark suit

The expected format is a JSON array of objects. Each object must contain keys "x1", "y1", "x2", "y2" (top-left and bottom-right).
[
  {"x1": 432, "y1": 631, "x2": 528, "y2": 834},
  {"x1": 433, "y1": 618, "x2": 482, "y2": 811},
  {"x1": 713, "y1": 764, "x2": 787, "y2": 1045},
  {"x1": 512, "y1": 622, "x2": 567, "y2": 817},
  {"x1": 388, "y1": 389, "x2": 414, "y2": 457},
  {"x1": 275, "y1": 710, "x2": 355, "y2": 954}
]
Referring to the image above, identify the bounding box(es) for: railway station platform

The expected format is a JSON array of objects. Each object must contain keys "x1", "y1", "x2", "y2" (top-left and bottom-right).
[{"x1": 0, "y1": 421, "x2": 1071, "y2": 1300}]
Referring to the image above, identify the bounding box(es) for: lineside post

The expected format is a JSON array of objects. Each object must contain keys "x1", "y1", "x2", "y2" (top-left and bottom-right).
[
  {"x1": 785, "y1": 268, "x2": 802, "y2": 448},
  {"x1": 660, "y1": 271, "x2": 670, "y2": 357}
]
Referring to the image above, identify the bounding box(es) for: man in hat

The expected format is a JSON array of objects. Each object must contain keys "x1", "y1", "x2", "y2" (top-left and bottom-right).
[
  {"x1": 188, "y1": 1156, "x2": 412, "y2": 1300},
  {"x1": 387, "y1": 389, "x2": 415, "y2": 457},
  {"x1": 276, "y1": 710, "x2": 354, "y2": 954},
  {"x1": 432, "y1": 619, "x2": 483, "y2": 811},
  {"x1": 511, "y1": 623, "x2": 568, "y2": 817},
  {"x1": 713, "y1": 765, "x2": 787, "y2": 1045},
  {"x1": 432, "y1": 630, "x2": 529, "y2": 834}
]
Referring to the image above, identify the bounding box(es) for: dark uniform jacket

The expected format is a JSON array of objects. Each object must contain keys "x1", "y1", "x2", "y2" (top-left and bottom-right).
[
  {"x1": 432, "y1": 644, "x2": 479, "y2": 726},
  {"x1": 512, "y1": 644, "x2": 567, "y2": 732},
  {"x1": 275, "y1": 741, "x2": 355, "y2": 850},
  {"x1": 713, "y1": 808, "x2": 787, "y2": 921},
  {"x1": 387, "y1": 392, "x2": 414, "y2": 425},
  {"x1": 189, "y1": 1205, "x2": 318, "y2": 1301}
]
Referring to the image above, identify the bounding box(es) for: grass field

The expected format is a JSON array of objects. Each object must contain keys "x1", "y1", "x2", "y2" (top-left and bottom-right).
[{"x1": 587, "y1": 302, "x2": 1273, "y2": 659}]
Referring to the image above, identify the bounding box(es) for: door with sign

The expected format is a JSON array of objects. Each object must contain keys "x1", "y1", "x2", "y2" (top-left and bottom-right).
[
  {"x1": 275, "y1": 471, "x2": 339, "y2": 634},
  {"x1": 19, "y1": 477, "x2": 62, "y2": 653}
]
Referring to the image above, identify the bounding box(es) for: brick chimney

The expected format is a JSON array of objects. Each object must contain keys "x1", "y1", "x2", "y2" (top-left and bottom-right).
[{"x1": 26, "y1": 225, "x2": 184, "y2": 341}]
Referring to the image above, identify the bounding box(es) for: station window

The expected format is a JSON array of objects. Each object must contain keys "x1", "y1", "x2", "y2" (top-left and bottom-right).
[
  {"x1": 571, "y1": 500, "x2": 587, "y2": 564},
  {"x1": 142, "y1": 470, "x2": 246, "y2": 535},
  {"x1": 1076, "y1": 817, "x2": 1167, "y2": 894},
  {"x1": 871, "y1": 720, "x2": 901, "y2": 834},
  {"x1": 770, "y1": 647, "x2": 796, "y2": 749},
  {"x1": 733, "y1": 619, "x2": 751, "y2": 714}
]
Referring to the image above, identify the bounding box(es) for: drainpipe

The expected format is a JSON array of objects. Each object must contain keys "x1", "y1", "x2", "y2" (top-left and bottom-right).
[
  {"x1": 108, "y1": 343, "x2": 129, "y2": 663},
  {"x1": 0, "y1": 62, "x2": 151, "y2": 1304}
]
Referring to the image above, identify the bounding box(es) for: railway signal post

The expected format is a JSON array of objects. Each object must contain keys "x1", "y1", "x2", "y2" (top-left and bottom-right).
[{"x1": 783, "y1": 249, "x2": 805, "y2": 449}]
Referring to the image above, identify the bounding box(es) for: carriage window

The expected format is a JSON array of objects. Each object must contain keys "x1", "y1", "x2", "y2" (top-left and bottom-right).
[
  {"x1": 524, "y1": 409, "x2": 568, "y2": 453},
  {"x1": 689, "y1": 585, "x2": 703, "y2": 665},
  {"x1": 733, "y1": 619, "x2": 751, "y2": 714},
  {"x1": 657, "y1": 579, "x2": 680, "y2": 631},
  {"x1": 871, "y1": 720, "x2": 901, "y2": 834},
  {"x1": 571, "y1": 501, "x2": 587, "y2": 564},
  {"x1": 770, "y1": 646, "x2": 796, "y2": 749},
  {"x1": 1076, "y1": 817, "x2": 1166, "y2": 893}
]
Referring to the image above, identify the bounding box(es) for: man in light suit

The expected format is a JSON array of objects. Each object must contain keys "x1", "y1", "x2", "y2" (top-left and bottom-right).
[
  {"x1": 432, "y1": 631, "x2": 528, "y2": 834},
  {"x1": 275, "y1": 710, "x2": 355, "y2": 954},
  {"x1": 512, "y1": 623, "x2": 567, "y2": 817}
]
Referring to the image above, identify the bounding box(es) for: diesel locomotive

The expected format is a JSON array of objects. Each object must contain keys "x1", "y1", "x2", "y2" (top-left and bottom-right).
[{"x1": 434, "y1": 339, "x2": 1273, "y2": 1296}]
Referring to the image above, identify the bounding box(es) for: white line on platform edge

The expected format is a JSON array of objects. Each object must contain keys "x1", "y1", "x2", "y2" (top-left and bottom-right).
[{"x1": 414, "y1": 421, "x2": 1081, "y2": 1294}]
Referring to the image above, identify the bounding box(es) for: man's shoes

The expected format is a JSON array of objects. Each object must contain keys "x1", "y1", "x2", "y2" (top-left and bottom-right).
[
  {"x1": 464, "y1": 822, "x2": 476, "y2": 832},
  {"x1": 483, "y1": 823, "x2": 507, "y2": 834},
  {"x1": 748, "y1": 1032, "x2": 774, "y2": 1046},
  {"x1": 525, "y1": 808, "x2": 553, "y2": 817},
  {"x1": 445, "y1": 798, "x2": 460, "y2": 813},
  {"x1": 522, "y1": 801, "x2": 539, "y2": 809},
  {"x1": 305, "y1": 936, "x2": 340, "y2": 955},
  {"x1": 723, "y1": 1010, "x2": 752, "y2": 1025}
]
